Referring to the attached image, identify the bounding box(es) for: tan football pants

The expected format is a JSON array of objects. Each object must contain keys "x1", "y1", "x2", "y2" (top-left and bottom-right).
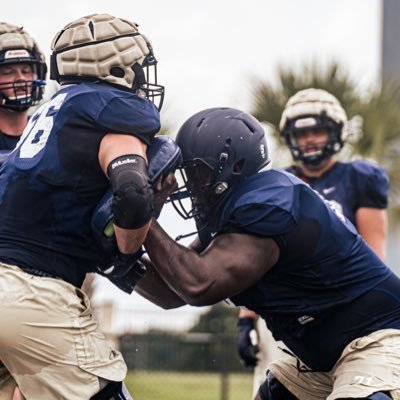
[
  {"x1": 0, "y1": 262, "x2": 127, "y2": 400},
  {"x1": 268, "y1": 329, "x2": 400, "y2": 400}
]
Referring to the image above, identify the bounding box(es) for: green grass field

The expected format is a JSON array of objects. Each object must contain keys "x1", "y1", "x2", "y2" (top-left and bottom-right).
[{"x1": 125, "y1": 371, "x2": 253, "y2": 400}]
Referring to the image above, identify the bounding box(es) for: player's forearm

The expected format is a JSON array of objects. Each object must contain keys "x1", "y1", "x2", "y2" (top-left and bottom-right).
[
  {"x1": 355, "y1": 207, "x2": 387, "y2": 261},
  {"x1": 114, "y1": 223, "x2": 150, "y2": 254},
  {"x1": 144, "y1": 219, "x2": 216, "y2": 305},
  {"x1": 134, "y1": 257, "x2": 186, "y2": 309},
  {"x1": 145, "y1": 220, "x2": 279, "y2": 305}
]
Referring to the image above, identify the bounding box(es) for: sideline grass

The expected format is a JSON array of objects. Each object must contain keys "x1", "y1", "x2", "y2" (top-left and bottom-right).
[{"x1": 125, "y1": 370, "x2": 253, "y2": 400}]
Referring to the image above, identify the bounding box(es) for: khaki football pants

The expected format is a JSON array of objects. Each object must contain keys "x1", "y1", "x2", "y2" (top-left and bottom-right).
[{"x1": 0, "y1": 262, "x2": 127, "y2": 400}]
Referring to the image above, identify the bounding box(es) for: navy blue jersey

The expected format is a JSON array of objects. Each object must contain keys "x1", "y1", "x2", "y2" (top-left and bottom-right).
[
  {"x1": 197, "y1": 169, "x2": 400, "y2": 371},
  {"x1": 0, "y1": 131, "x2": 20, "y2": 150},
  {"x1": 286, "y1": 160, "x2": 389, "y2": 225},
  {"x1": 0, "y1": 82, "x2": 160, "y2": 287}
]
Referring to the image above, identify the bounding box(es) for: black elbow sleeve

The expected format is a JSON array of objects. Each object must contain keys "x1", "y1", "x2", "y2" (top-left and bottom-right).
[{"x1": 107, "y1": 154, "x2": 154, "y2": 229}]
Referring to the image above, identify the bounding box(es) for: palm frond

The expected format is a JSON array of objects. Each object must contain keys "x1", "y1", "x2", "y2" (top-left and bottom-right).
[{"x1": 250, "y1": 61, "x2": 400, "y2": 218}]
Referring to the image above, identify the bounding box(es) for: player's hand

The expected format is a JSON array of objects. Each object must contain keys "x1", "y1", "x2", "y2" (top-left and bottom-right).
[
  {"x1": 153, "y1": 172, "x2": 178, "y2": 217},
  {"x1": 237, "y1": 317, "x2": 260, "y2": 367},
  {"x1": 97, "y1": 249, "x2": 146, "y2": 293}
]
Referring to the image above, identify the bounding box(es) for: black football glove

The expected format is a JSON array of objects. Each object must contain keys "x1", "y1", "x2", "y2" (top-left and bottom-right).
[
  {"x1": 237, "y1": 317, "x2": 260, "y2": 367},
  {"x1": 96, "y1": 249, "x2": 146, "y2": 294}
]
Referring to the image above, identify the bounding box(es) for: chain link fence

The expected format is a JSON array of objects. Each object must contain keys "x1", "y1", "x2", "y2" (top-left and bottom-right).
[{"x1": 120, "y1": 332, "x2": 253, "y2": 400}]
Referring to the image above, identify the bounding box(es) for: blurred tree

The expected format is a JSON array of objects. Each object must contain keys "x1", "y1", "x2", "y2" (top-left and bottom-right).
[
  {"x1": 250, "y1": 62, "x2": 400, "y2": 215},
  {"x1": 189, "y1": 302, "x2": 239, "y2": 334},
  {"x1": 252, "y1": 62, "x2": 362, "y2": 129},
  {"x1": 119, "y1": 303, "x2": 246, "y2": 372}
]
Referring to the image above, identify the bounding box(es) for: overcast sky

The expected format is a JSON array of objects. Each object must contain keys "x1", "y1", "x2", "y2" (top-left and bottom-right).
[
  {"x1": 3, "y1": 0, "x2": 383, "y2": 332},
  {"x1": 5, "y1": 0, "x2": 381, "y2": 130}
]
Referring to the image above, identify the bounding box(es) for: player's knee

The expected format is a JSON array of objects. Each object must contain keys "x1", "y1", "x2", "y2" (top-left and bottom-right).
[
  {"x1": 257, "y1": 371, "x2": 298, "y2": 400},
  {"x1": 90, "y1": 381, "x2": 132, "y2": 400}
]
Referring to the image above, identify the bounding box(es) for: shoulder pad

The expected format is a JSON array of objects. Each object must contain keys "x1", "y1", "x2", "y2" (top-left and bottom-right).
[{"x1": 350, "y1": 159, "x2": 389, "y2": 209}]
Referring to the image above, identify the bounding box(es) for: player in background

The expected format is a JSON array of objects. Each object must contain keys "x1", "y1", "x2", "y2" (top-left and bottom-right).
[
  {"x1": 0, "y1": 22, "x2": 46, "y2": 153},
  {"x1": 0, "y1": 22, "x2": 47, "y2": 400},
  {"x1": 237, "y1": 89, "x2": 389, "y2": 396}
]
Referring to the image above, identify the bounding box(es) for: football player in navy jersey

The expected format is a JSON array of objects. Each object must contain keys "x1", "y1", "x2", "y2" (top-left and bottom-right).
[
  {"x1": 0, "y1": 23, "x2": 47, "y2": 400},
  {"x1": 0, "y1": 14, "x2": 164, "y2": 400},
  {"x1": 280, "y1": 88, "x2": 388, "y2": 257},
  {"x1": 135, "y1": 107, "x2": 400, "y2": 400},
  {"x1": 237, "y1": 88, "x2": 390, "y2": 396},
  {"x1": 0, "y1": 22, "x2": 46, "y2": 153}
]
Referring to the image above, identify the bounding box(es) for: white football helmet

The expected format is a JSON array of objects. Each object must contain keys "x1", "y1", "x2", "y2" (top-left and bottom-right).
[
  {"x1": 279, "y1": 88, "x2": 348, "y2": 165},
  {"x1": 0, "y1": 22, "x2": 47, "y2": 111},
  {"x1": 50, "y1": 14, "x2": 164, "y2": 109}
]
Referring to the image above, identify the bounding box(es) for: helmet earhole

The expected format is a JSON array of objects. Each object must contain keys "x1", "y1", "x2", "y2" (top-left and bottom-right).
[
  {"x1": 110, "y1": 67, "x2": 125, "y2": 78},
  {"x1": 233, "y1": 159, "x2": 245, "y2": 173}
]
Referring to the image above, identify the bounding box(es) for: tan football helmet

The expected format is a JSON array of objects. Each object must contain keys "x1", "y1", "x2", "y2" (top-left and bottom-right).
[
  {"x1": 279, "y1": 88, "x2": 348, "y2": 165},
  {"x1": 0, "y1": 22, "x2": 47, "y2": 111},
  {"x1": 50, "y1": 14, "x2": 164, "y2": 109}
]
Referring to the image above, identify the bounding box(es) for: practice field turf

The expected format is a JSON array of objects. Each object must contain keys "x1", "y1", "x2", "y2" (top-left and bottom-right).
[{"x1": 125, "y1": 371, "x2": 253, "y2": 400}]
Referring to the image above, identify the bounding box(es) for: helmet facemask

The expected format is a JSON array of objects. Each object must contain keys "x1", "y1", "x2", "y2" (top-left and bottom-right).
[
  {"x1": 171, "y1": 159, "x2": 222, "y2": 223},
  {"x1": 171, "y1": 142, "x2": 258, "y2": 225},
  {"x1": 131, "y1": 44, "x2": 164, "y2": 110},
  {"x1": 283, "y1": 115, "x2": 343, "y2": 166}
]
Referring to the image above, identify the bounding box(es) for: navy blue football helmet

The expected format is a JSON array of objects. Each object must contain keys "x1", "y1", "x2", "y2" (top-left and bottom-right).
[{"x1": 170, "y1": 107, "x2": 270, "y2": 223}]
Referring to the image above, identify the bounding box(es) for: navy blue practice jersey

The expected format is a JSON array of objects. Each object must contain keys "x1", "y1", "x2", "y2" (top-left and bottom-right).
[
  {"x1": 286, "y1": 160, "x2": 389, "y2": 225},
  {"x1": 197, "y1": 169, "x2": 400, "y2": 371},
  {"x1": 0, "y1": 82, "x2": 160, "y2": 287},
  {"x1": 0, "y1": 131, "x2": 20, "y2": 150}
]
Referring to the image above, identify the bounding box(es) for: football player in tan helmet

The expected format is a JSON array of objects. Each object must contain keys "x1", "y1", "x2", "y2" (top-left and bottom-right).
[
  {"x1": 238, "y1": 89, "x2": 389, "y2": 397},
  {"x1": 0, "y1": 22, "x2": 46, "y2": 154}
]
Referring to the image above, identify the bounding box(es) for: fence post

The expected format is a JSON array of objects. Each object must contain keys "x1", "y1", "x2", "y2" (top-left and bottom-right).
[{"x1": 219, "y1": 334, "x2": 229, "y2": 400}]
